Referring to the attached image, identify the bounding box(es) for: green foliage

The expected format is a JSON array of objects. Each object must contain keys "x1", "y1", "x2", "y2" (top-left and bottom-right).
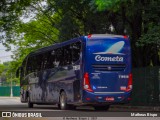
[
  {"x1": 92, "y1": 0, "x2": 127, "y2": 11},
  {"x1": 137, "y1": 26, "x2": 160, "y2": 47},
  {"x1": 0, "y1": 0, "x2": 160, "y2": 70},
  {"x1": 0, "y1": 62, "x2": 19, "y2": 86},
  {"x1": 0, "y1": 64, "x2": 5, "y2": 75}
]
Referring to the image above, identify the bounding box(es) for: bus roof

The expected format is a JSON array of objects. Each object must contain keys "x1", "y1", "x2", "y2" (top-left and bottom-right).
[
  {"x1": 28, "y1": 36, "x2": 84, "y2": 57},
  {"x1": 26, "y1": 34, "x2": 127, "y2": 57},
  {"x1": 87, "y1": 34, "x2": 127, "y2": 39}
]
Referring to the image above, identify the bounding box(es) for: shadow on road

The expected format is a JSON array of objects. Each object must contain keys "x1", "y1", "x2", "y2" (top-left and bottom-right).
[{"x1": 32, "y1": 105, "x2": 109, "y2": 112}]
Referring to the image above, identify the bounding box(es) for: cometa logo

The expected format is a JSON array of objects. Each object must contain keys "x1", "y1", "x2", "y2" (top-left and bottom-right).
[{"x1": 95, "y1": 55, "x2": 123, "y2": 62}]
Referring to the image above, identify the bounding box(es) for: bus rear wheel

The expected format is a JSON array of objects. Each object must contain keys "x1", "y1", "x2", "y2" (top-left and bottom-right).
[
  {"x1": 68, "y1": 105, "x2": 76, "y2": 110},
  {"x1": 28, "y1": 96, "x2": 33, "y2": 108},
  {"x1": 59, "y1": 91, "x2": 69, "y2": 110},
  {"x1": 94, "y1": 105, "x2": 110, "y2": 111}
]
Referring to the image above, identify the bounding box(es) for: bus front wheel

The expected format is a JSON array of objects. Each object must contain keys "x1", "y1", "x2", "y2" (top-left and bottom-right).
[{"x1": 28, "y1": 96, "x2": 33, "y2": 108}]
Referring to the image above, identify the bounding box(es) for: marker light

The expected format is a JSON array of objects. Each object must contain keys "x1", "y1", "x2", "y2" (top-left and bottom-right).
[
  {"x1": 83, "y1": 72, "x2": 93, "y2": 92},
  {"x1": 123, "y1": 35, "x2": 128, "y2": 39},
  {"x1": 126, "y1": 73, "x2": 132, "y2": 92},
  {"x1": 88, "y1": 34, "x2": 92, "y2": 38}
]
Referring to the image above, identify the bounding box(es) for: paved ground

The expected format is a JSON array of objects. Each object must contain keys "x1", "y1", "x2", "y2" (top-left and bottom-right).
[
  {"x1": 0, "y1": 97, "x2": 159, "y2": 120},
  {"x1": 0, "y1": 97, "x2": 159, "y2": 111}
]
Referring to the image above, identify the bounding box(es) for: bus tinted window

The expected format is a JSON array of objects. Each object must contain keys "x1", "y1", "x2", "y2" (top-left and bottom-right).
[
  {"x1": 36, "y1": 54, "x2": 42, "y2": 71},
  {"x1": 22, "y1": 58, "x2": 27, "y2": 77},
  {"x1": 63, "y1": 45, "x2": 72, "y2": 66},
  {"x1": 25, "y1": 41, "x2": 81, "y2": 75},
  {"x1": 42, "y1": 51, "x2": 50, "y2": 70},
  {"x1": 55, "y1": 48, "x2": 63, "y2": 67},
  {"x1": 26, "y1": 57, "x2": 32, "y2": 75},
  {"x1": 72, "y1": 42, "x2": 81, "y2": 63},
  {"x1": 48, "y1": 50, "x2": 56, "y2": 69}
]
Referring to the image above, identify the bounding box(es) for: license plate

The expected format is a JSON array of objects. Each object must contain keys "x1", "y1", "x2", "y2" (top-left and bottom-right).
[
  {"x1": 106, "y1": 97, "x2": 114, "y2": 101},
  {"x1": 120, "y1": 86, "x2": 126, "y2": 91}
]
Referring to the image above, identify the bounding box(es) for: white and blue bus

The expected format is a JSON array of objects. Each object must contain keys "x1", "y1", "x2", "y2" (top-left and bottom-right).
[{"x1": 16, "y1": 34, "x2": 132, "y2": 110}]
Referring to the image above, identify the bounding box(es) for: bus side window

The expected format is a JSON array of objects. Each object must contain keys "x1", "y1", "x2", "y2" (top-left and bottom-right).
[
  {"x1": 32, "y1": 56, "x2": 37, "y2": 73},
  {"x1": 36, "y1": 54, "x2": 42, "y2": 71},
  {"x1": 21, "y1": 58, "x2": 27, "y2": 77},
  {"x1": 55, "y1": 48, "x2": 63, "y2": 67},
  {"x1": 29, "y1": 56, "x2": 36, "y2": 73},
  {"x1": 47, "y1": 50, "x2": 56, "y2": 69},
  {"x1": 63, "y1": 45, "x2": 72, "y2": 66},
  {"x1": 72, "y1": 41, "x2": 81, "y2": 64},
  {"x1": 42, "y1": 51, "x2": 50, "y2": 70},
  {"x1": 26, "y1": 57, "x2": 32, "y2": 75}
]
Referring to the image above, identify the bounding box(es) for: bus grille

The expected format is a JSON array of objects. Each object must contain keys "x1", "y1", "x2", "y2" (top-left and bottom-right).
[{"x1": 92, "y1": 64, "x2": 126, "y2": 71}]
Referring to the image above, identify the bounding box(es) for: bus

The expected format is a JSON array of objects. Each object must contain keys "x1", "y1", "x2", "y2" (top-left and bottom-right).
[{"x1": 16, "y1": 34, "x2": 132, "y2": 110}]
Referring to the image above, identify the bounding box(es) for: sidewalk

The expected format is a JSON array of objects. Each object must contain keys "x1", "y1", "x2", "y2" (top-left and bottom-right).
[
  {"x1": 111, "y1": 105, "x2": 160, "y2": 111},
  {"x1": 0, "y1": 96, "x2": 159, "y2": 111},
  {"x1": 0, "y1": 96, "x2": 20, "y2": 99}
]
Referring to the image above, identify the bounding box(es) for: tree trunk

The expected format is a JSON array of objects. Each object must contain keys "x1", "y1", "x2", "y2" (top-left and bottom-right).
[{"x1": 130, "y1": 0, "x2": 143, "y2": 67}]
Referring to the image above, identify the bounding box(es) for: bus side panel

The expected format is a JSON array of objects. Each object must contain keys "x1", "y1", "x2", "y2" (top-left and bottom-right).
[
  {"x1": 73, "y1": 80, "x2": 81, "y2": 102},
  {"x1": 24, "y1": 38, "x2": 84, "y2": 105},
  {"x1": 20, "y1": 86, "x2": 28, "y2": 103},
  {"x1": 20, "y1": 75, "x2": 28, "y2": 103},
  {"x1": 27, "y1": 72, "x2": 42, "y2": 103},
  {"x1": 44, "y1": 67, "x2": 80, "y2": 104},
  {"x1": 57, "y1": 66, "x2": 80, "y2": 103},
  {"x1": 37, "y1": 69, "x2": 59, "y2": 103}
]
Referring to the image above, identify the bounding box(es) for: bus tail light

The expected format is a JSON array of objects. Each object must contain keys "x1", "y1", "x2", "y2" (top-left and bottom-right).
[
  {"x1": 123, "y1": 35, "x2": 128, "y2": 39},
  {"x1": 88, "y1": 34, "x2": 92, "y2": 38},
  {"x1": 126, "y1": 73, "x2": 132, "y2": 92},
  {"x1": 83, "y1": 72, "x2": 93, "y2": 92},
  {"x1": 86, "y1": 98, "x2": 91, "y2": 101}
]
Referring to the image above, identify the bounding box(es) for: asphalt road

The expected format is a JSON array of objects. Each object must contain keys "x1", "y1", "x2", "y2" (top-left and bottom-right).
[{"x1": 0, "y1": 97, "x2": 159, "y2": 119}]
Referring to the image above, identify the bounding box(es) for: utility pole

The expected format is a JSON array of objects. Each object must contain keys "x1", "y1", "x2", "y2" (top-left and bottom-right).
[{"x1": 10, "y1": 72, "x2": 13, "y2": 97}]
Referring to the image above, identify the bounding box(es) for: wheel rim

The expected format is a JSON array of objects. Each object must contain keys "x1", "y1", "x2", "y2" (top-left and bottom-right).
[
  {"x1": 60, "y1": 93, "x2": 66, "y2": 108},
  {"x1": 28, "y1": 97, "x2": 30, "y2": 103},
  {"x1": 28, "y1": 97, "x2": 31, "y2": 107}
]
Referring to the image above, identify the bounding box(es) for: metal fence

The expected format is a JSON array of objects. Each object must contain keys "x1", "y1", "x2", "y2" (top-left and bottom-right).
[
  {"x1": 131, "y1": 66, "x2": 160, "y2": 106},
  {"x1": 0, "y1": 86, "x2": 20, "y2": 97}
]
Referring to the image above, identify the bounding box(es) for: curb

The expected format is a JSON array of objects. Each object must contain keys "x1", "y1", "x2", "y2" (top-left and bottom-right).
[
  {"x1": 0, "y1": 97, "x2": 20, "y2": 99},
  {"x1": 111, "y1": 105, "x2": 160, "y2": 111}
]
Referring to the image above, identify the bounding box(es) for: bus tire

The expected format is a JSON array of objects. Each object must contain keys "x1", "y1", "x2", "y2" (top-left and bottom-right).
[
  {"x1": 68, "y1": 105, "x2": 76, "y2": 110},
  {"x1": 94, "y1": 105, "x2": 110, "y2": 111},
  {"x1": 28, "y1": 96, "x2": 33, "y2": 108},
  {"x1": 59, "y1": 91, "x2": 69, "y2": 110}
]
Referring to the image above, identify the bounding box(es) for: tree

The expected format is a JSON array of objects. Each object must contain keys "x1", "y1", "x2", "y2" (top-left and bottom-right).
[
  {"x1": 3, "y1": 0, "x2": 110, "y2": 67},
  {"x1": 92, "y1": 0, "x2": 160, "y2": 67},
  {"x1": 0, "y1": 64, "x2": 5, "y2": 75},
  {"x1": 0, "y1": 62, "x2": 19, "y2": 86},
  {"x1": 1, "y1": 0, "x2": 160, "y2": 69}
]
